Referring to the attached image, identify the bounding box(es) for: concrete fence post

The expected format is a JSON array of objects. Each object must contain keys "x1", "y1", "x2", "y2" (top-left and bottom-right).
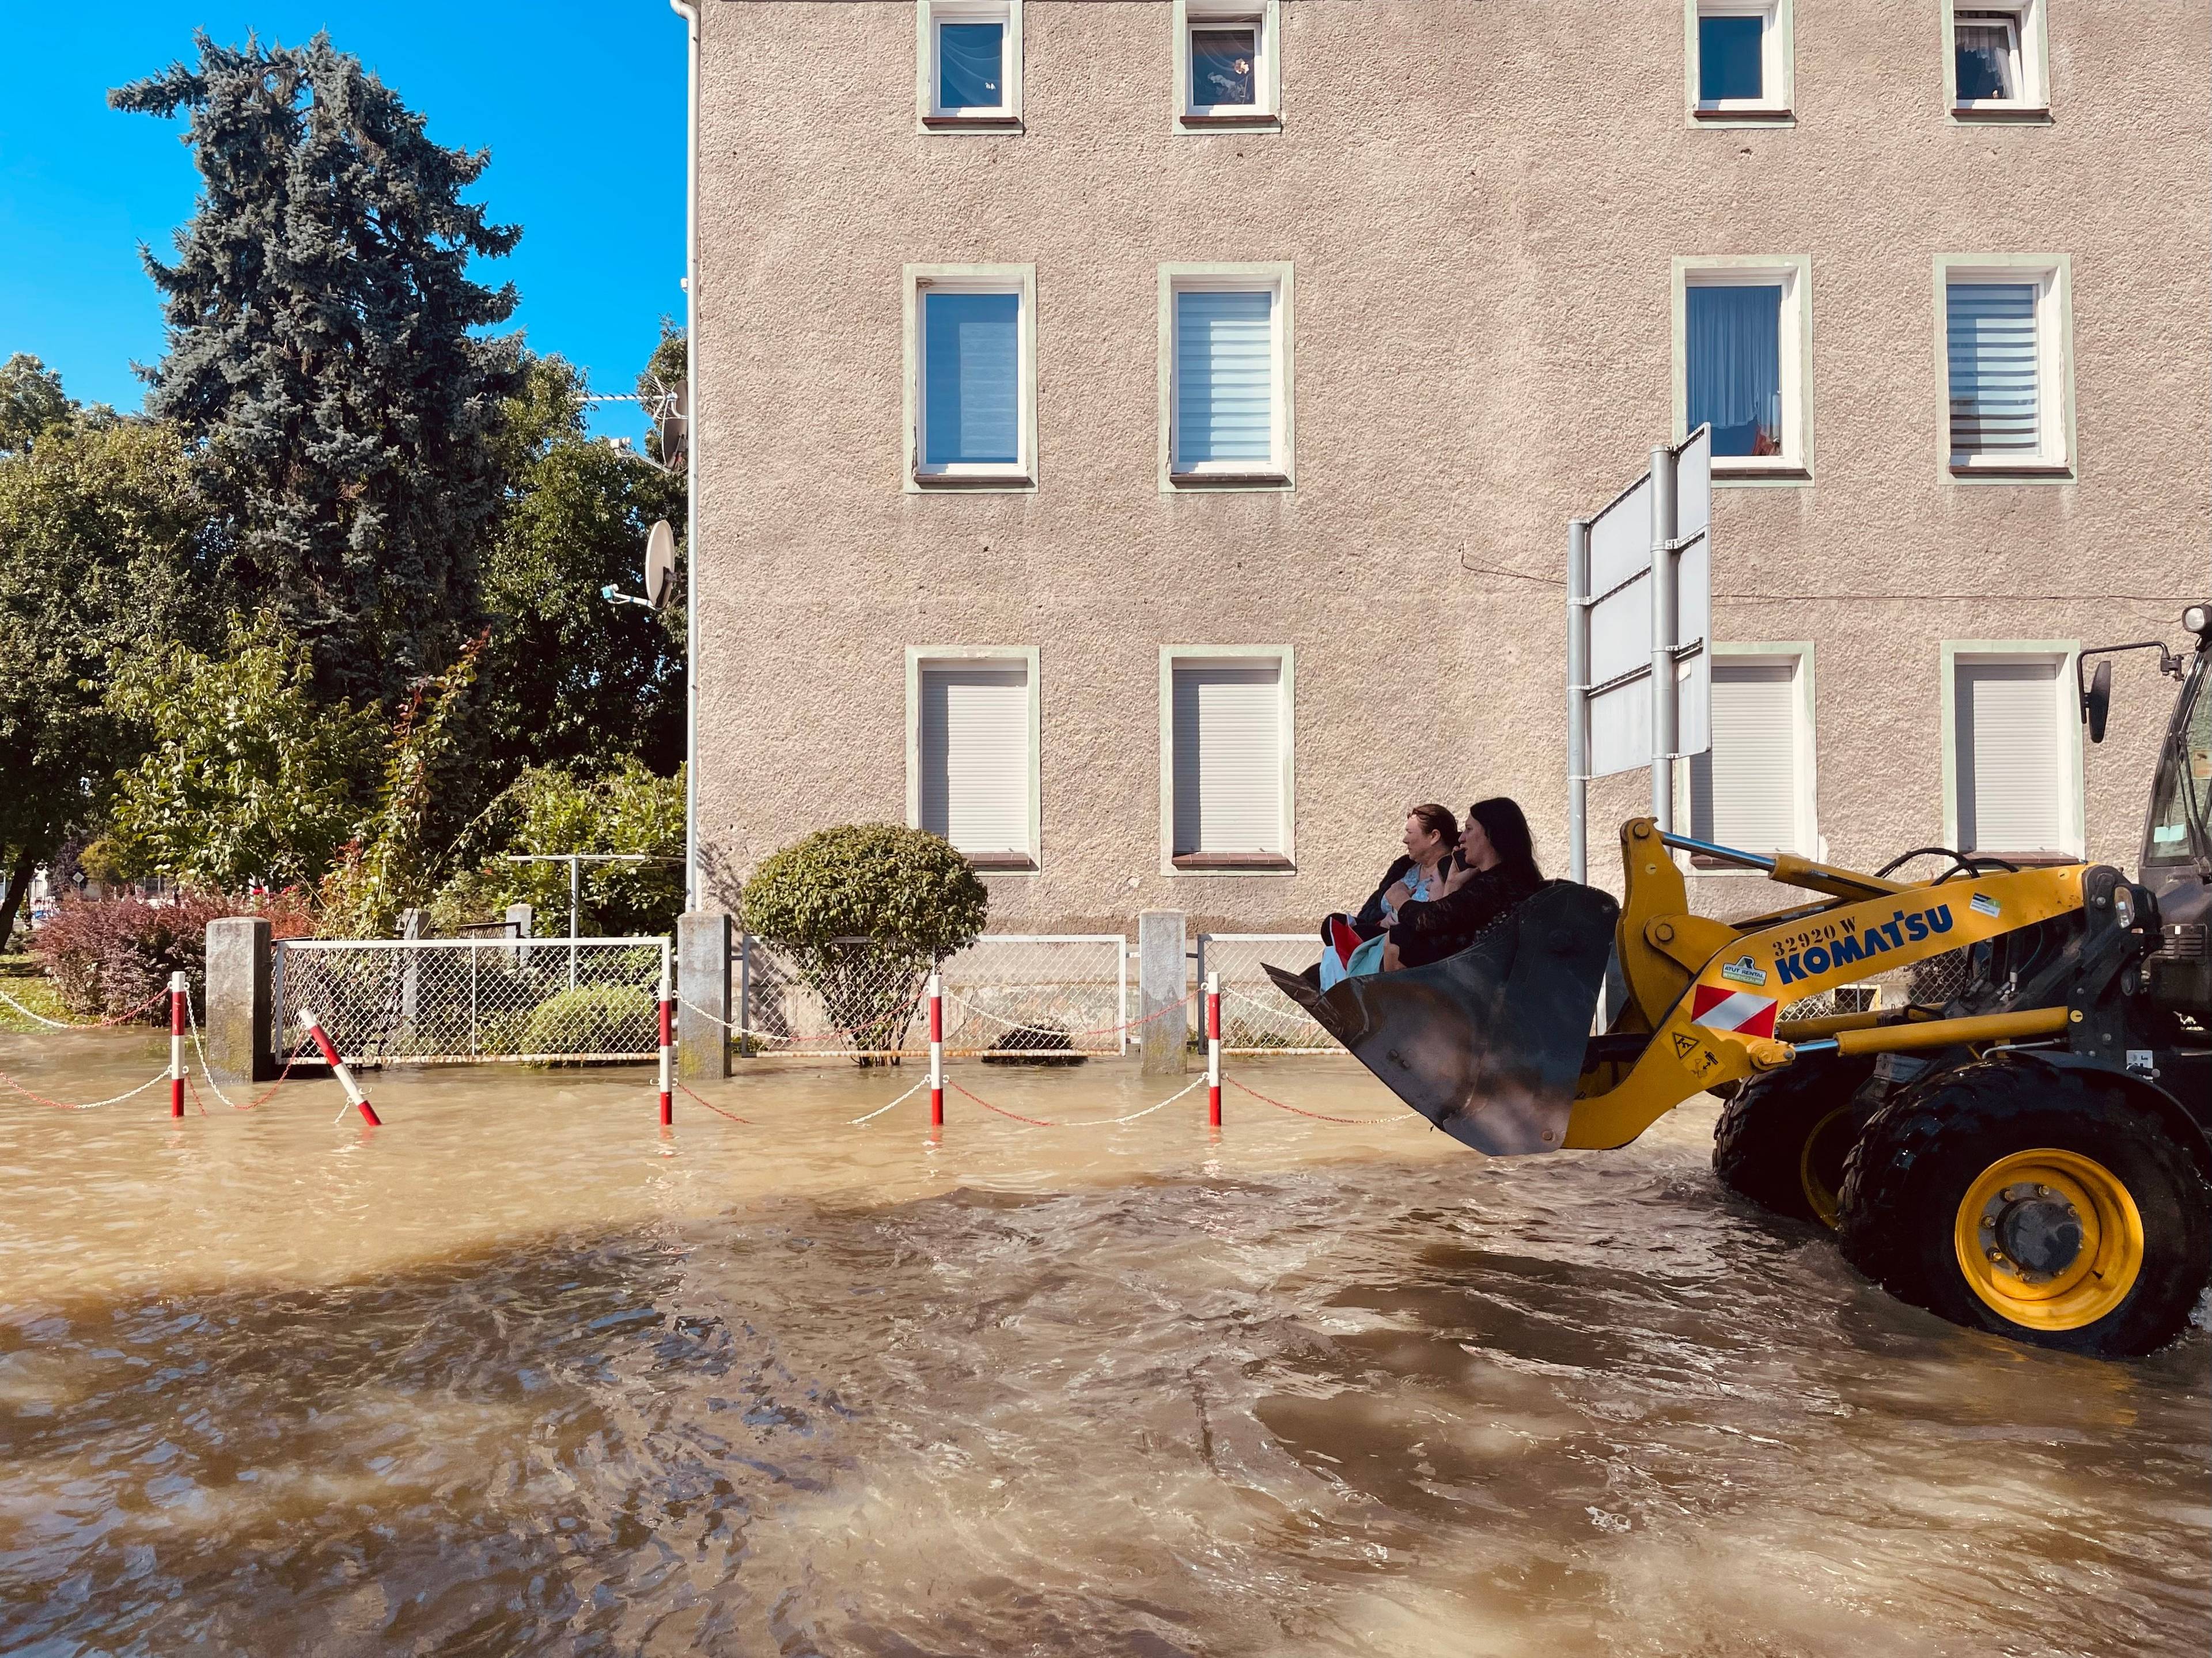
[
  {"x1": 204, "y1": 916, "x2": 272, "y2": 1084},
  {"x1": 505, "y1": 902, "x2": 532, "y2": 969},
  {"x1": 1137, "y1": 909, "x2": 1188, "y2": 1075},
  {"x1": 677, "y1": 911, "x2": 733, "y2": 1081}
]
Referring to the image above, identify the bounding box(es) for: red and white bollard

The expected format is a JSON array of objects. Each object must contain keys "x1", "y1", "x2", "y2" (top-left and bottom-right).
[
  {"x1": 657, "y1": 956, "x2": 675, "y2": 1128},
  {"x1": 1206, "y1": 971, "x2": 1222, "y2": 1129},
  {"x1": 300, "y1": 1008, "x2": 382, "y2": 1126},
  {"x1": 928, "y1": 970, "x2": 944, "y2": 1128},
  {"x1": 169, "y1": 972, "x2": 187, "y2": 1119}
]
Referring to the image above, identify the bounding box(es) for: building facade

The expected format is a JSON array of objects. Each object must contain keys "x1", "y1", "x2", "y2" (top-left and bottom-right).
[{"x1": 691, "y1": 0, "x2": 2210, "y2": 930}]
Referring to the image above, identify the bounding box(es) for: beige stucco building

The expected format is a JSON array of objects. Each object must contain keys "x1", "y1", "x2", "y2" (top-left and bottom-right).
[{"x1": 688, "y1": 0, "x2": 2210, "y2": 931}]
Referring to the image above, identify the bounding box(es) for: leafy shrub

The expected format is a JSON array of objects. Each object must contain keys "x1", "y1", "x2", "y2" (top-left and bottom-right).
[
  {"x1": 741, "y1": 824, "x2": 987, "y2": 1065},
  {"x1": 520, "y1": 982, "x2": 657, "y2": 1058},
  {"x1": 31, "y1": 890, "x2": 315, "y2": 1020}
]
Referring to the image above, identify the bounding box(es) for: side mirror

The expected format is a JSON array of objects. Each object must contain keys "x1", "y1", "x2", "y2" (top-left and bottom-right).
[{"x1": 2084, "y1": 659, "x2": 2112, "y2": 743}]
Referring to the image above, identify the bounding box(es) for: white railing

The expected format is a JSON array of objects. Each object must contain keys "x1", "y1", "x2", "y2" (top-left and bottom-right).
[
  {"x1": 1194, "y1": 932, "x2": 1336, "y2": 1054},
  {"x1": 274, "y1": 936, "x2": 670, "y2": 1065}
]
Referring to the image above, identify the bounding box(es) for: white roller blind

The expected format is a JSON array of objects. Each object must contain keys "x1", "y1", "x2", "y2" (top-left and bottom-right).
[
  {"x1": 1947, "y1": 283, "x2": 2039, "y2": 459},
  {"x1": 919, "y1": 664, "x2": 1029, "y2": 854},
  {"x1": 1956, "y1": 659, "x2": 2063, "y2": 853},
  {"x1": 1690, "y1": 658, "x2": 1801, "y2": 855},
  {"x1": 1175, "y1": 289, "x2": 1275, "y2": 469},
  {"x1": 1172, "y1": 662, "x2": 1283, "y2": 854}
]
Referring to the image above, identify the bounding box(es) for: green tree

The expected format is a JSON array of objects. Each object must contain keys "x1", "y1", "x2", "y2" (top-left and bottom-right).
[
  {"x1": 0, "y1": 411, "x2": 207, "y2": 943},
  {"x1": 112, "y1": 32, "x2": 523, "y2": 706},
  {"x1": 430, "y1": 759, "x2": 685, "y2": 937},
  {"x1": 742, "y1": 825, "x2": 989, "y2": 1064},
  {"x1": 477, "y1": 356, "x2": 687, "y2": 778},
  {"x1": 637, "y1": 323, "x2": 686, "y2": 472},
  {"x1": 96, "y1": 624, "x2": 381, "y2": 892},
  {"x1": 0, "y1": 355, "x2": 101, "y2": 454}
]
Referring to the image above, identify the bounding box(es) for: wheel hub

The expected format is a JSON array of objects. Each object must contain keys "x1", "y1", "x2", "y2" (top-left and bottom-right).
[
  {"x1": 1986, "y1": 1185, "x2": 2084, "y2": 1278},
  {"x1": 1954, "y1": 1149, "x2": 2146, "y2": 1330}
]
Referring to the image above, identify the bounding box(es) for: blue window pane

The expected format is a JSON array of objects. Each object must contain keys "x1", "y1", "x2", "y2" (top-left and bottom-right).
[
  {"x1": 1955, "y1": 22, "x2": 2018, "y2": 101},
  {"x1": 937, "y1": 22, "x2": 1004, "y2": 110},
  {"x1": 1698, "y1": 15, "x2": 1765, "y2": 102},
  {"x1": 1191, "y1": 28, "x2": 1257, "y2": 107},
  {"x1": 1686, "y1": 284, "x2": 1783, "y2": 458},
  {"x1": 923, "y1": 291, "x2": 1020, "y2": 466}
]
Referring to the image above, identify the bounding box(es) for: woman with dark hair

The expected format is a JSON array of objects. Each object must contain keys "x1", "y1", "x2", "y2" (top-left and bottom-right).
[
  {"x1": 1317, "y1": 803, "x2": 1459, "y2": 989},
  {"x1": 1381, "y1": 796, "x2": 1544, "y2": 973}
]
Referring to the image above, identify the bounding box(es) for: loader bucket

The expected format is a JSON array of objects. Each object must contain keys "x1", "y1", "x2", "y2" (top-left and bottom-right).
[{"x1": 1263, "y1": 881, "x2": 1621, "y2": 1155}]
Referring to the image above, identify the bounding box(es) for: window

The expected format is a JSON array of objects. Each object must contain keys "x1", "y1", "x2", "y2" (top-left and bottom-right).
[
  {"x1": 1945, "y1": 2, "x2": 2047, "y2": 116},
  {"x1": 1175, "y1": 0, "x2": 1279, "y2": 128},
  {"x1": 1688, "y1": 649, "x2": 1815, "y2": 863},
  {"x1": 909, "y1": 649, "x2": 1039, "y2": 869},
  {"x1": 918, "y1": 0, "x2": 1021, "y2": 128},
  {"x1": 1945, "y1": 647, "x2": 2083, "y2": 859},
  {"x1": 904, "y1": 265, "x2": 1036, "y2": 490},
  {"x1": 1688, "y1": 0, "x2": 1791, "y2": 120},
  {"x1": 1674, "y1": 257, "x2": 1810, "y2": 479},
  {"x1": 1161, "y1": 649, "x2": 1294, "y2": 871},
  {"x1": 1939, "y1": 257, "x2": 2071, "y2": 476},
  {"x1": 2143, "y1": 667, "x2": 2210, "y2": 866},
  {"x1": 1159, "y1": 264, "x2": 1293, "y2": 489}
]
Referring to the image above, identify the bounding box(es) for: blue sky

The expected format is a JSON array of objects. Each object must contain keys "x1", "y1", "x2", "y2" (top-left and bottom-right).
[{"x1": 0, "y1": 2, "x2": 685, "y2": 441}]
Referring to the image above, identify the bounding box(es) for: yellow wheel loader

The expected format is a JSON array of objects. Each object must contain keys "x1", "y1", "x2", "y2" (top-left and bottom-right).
[{"x1": 1272, "y1": 604, "x2": 2212, "y2": 1357}]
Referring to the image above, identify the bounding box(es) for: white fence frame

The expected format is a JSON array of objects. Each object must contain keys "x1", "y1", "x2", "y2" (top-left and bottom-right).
[
  {"x1": 1195, "y1": 932, "x2": 1336, "y2": 1055},
  {"x1": 733, "y1": 933, "x2": 1131, "y2": 1058},
  {"x1": 274, "y1": 936, "x2": 671, "y2": 1065}
]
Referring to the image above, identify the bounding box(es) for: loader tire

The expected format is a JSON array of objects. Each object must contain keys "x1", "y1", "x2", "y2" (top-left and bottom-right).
[
  {"x1": 1711, "y1": 1055, "x2": 1878, "y2": 1226},
  {"x1": 1837, "y1": 1059, "x2": 2211, "y2": 1357}
]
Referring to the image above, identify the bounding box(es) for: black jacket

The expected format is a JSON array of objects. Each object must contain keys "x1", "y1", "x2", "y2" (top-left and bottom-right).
[{"x1": 1387, "y1": 860, "x2": 1544, "y2": 969}]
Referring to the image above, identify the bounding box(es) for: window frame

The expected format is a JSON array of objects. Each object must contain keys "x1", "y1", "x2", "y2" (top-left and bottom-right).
[
  {"x1": 1940, "y1": 640, "x2": 2085, "y2": 861},
  {"x1": 906, "y1": 644, "x2": 1043, "y2": 872},
  {"x1": 1158, "y1": 262, "x2": 1295, "y2": 492},
  {"x1": 916, "y1": 0, "x2": 1023, "y2": 131},
  {"x1": 1685, "y1": 0, "x2": 1794, "y2": 125},
  {"x1": 1158, "y1": 644, "x2": 1297, "y2": 876},
  {"x1": 1681, "y1": 642, "x2": 1820, "y2": 872},
  {"x1": 903, "y1": 263, "x2": 1039, "y2": 492},
  {"x1": 1942, "y1": 0, "x2": 2050, "y2": 122},
  {"x1": 1934, "y1": 254, "x2": 2074, "y2": 482},
  {"x1": 1173, "y1": 0, "x2": 1281, "y2": 131},
  {"x1": 1671, "y1": 254, "x2": 1813, "y2": 484}
]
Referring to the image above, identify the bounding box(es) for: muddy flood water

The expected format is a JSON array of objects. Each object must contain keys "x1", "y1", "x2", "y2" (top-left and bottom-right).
[{"x1": 2, "y1": 1031, "x2": 2206, "y2": 1657}]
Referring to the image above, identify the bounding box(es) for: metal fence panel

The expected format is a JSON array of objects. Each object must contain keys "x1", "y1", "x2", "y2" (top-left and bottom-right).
[
  {"x1": 734, "y1": 934, "x2": 1128, "y2": 1058},
  {"x1": 275, "y1": 937, "x2": 668, "y2": 1064},
  {"x1": 1196, "y1": 933, "x2": 1335, "y2": 1054}
]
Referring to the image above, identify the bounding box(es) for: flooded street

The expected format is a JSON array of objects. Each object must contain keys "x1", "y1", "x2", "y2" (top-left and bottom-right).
[{"x1": 2, "y1": 1032, "x2": 2206, "y2": 1656}]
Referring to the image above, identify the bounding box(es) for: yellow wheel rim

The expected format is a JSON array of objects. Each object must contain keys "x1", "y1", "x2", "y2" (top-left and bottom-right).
[
  {"x1": 1798, "y1": 1106, "x2": 1855, "y2": 1230},
  {"x1": 1953, "y1": 1148, "x2": 2145, "y2": 1331}
]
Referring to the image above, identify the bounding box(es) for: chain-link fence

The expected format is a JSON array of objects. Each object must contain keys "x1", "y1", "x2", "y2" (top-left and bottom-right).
[
  {"x1": 1195, "y1": 934, "x2": 1335, "y2": 1054},
  {"x1": 1779, "y1": 948, "x2": 1976, "y2": 1022},
  {"x1": 734, "y1": 935, "x2": 1128, "y2": 1059},
  {"x1": 275, "y1": 938, "x2": 668, "y2": 1064}
]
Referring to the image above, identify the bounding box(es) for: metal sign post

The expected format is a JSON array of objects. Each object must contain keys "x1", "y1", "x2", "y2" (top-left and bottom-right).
[{"x1": 1567, "y1": 427, "x2": 1713, "y2": 884}]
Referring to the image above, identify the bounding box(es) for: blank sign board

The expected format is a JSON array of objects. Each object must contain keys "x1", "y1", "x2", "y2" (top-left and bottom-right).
[{"x1": 1583, "y1": 426, "x2": 1711, "y2": 779}]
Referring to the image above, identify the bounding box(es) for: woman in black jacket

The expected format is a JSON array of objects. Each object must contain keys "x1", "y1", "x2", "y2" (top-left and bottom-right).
[
  {"x1": 1319, "y1": 804, "x2": 1459, "y2": 987},
  {"x1": 1382, "y1": 797, "x2": 1544, "y2": 972}
]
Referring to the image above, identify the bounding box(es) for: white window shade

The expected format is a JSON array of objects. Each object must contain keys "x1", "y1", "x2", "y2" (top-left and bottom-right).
[
  {"x1": 1948, "y1": 282, "x2": 2039, "y2": 460},
  {"x1": 1175, "y1": 290, "x2": 1275, "y2": 470},
  {"x1": 919, "y1": 665, "x2": 1030, "y2": 853},
  {"x1": 1690, "y1": 659, "x2": 1800, "y2": 855},
  {"x1": 1956, "y1": 659, "x2": 2064, "y2": 853},
  {"x1": 1172, "y1": 663, "x2": 1282, "y2": 855}
]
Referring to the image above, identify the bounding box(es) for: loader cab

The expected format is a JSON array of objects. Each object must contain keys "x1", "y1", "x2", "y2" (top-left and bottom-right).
[{"x1": 2086, "y1": 602, "x2": 2212, "y2": 1021}]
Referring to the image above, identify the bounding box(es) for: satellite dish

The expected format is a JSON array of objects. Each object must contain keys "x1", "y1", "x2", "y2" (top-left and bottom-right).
[{"x1": 644, "y1": 521, "x2": 677, "y2": 609}]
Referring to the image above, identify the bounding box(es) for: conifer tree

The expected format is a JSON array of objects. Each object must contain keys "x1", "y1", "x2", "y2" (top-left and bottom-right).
[{"x1": 112, "y1": 33, "x2": 524, "y2": 704}]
